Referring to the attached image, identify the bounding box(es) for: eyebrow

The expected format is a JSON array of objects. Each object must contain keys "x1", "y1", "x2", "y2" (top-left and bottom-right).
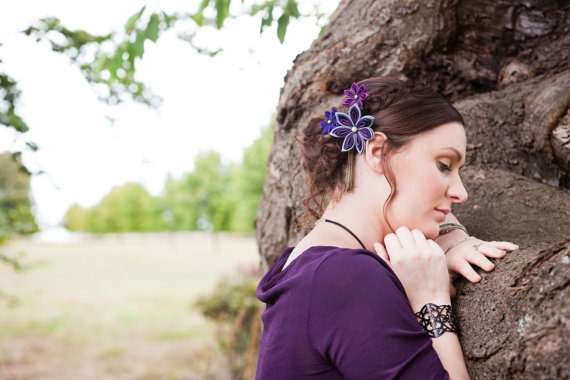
[{"x1": 439, "y1": 147, "x2": 465, "y2": 162}]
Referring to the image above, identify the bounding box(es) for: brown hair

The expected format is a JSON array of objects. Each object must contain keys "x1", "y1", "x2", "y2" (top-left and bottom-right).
[{"x1": 300, "y1": 77, "x2": 465, "y2": 222}]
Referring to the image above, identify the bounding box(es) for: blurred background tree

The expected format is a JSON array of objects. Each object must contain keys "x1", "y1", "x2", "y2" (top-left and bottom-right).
[
  {"x1": 1, "y1": 0, "x2": 317, "y2": 237},
  {"x1": 0, "y1": 152, "x2": 38, "y2": 304},
  {"x1": 62, "y1": 125, "x2": 273, "y2": 234},
  {"x1": 0, "y1": 153, "x2": 38, "y2": 242}
]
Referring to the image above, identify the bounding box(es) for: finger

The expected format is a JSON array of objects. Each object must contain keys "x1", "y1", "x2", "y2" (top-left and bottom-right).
[
  {"x1": 374, "y1": 242, "x2": 392, "y2": 268},
  {"x1": 467, "y1": 251, "x2": 495, "y2": 272},
  {"x1": 384, "y1": 233, "x2": 403, "y2": 255},
  {"x1": 488, "y1": 241, "x2": 519, "y2": 251},
  {"x1": 411, "y1": 229, "x2": 430, "y2": 249},
  {"x1": 456, "y1": 260, "x2": 482, "y2": 283},
  {"x1": 395, "y1": 226, "x2": 415, "y2": 249},
  {"x1": 477, "y1": 244, "x2": 507, "y2": 259}
]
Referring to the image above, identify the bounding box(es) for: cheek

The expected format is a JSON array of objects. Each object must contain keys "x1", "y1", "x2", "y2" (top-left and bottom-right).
[
  {"x1": 421, "y1": 170, "x2": 446, "y2": 199},
  {"x1": 387, "y1": 168, "x2": 445, "y2": 221},
  {"x1": 402, "y1": 167, "x2": 445, "y2": 202}
]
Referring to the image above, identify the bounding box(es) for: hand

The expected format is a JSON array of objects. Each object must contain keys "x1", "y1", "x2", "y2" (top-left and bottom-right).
[
  {"x1": 445, "y1": 236, "x2": 519, "y2": 284},
  {"x1": 374, "y1": 227, "x2": 451, "y2": 311}
]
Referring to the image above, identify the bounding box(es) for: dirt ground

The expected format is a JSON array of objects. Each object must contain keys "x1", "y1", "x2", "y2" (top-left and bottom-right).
[{"x1": 0, "y1": 231, "x2": 259, "y2": 379}]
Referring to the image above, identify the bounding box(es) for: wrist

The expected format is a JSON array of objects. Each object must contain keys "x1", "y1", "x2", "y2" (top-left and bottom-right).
[
  {"x1": 410, "y1": 295, "x2": 451, "y2": 313},
  {"x1": 435, "y1": 227, "x2": 469, "y2": 251},
  {"x1": 414, "y1": 303, "x2": 459, "y2": 338},
  {"x1": 438, "y1": 222, "x2": 468, "y2": 236},
  {"x1": 443, "y1": 236, "x2": 475, "y2": 254}
]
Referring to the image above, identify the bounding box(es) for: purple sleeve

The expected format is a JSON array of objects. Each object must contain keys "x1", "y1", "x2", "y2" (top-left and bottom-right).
[{"x1": 308, "y1": 251, "x2": 449, "y2": 380}]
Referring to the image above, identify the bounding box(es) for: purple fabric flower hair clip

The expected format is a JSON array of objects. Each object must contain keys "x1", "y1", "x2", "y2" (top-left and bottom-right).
[
  {"x1": 342, "y1": 82, "x2": 369, "y2": 109},
  {"x1": 320, "y1": 107, "x2": 338, "y2": 134},
  {"x1": 320, "y1": 82, "x2": 375, "y2": 154},
  {"x1": 330, "y1": 103, "x2": 374, "y2": 154}
]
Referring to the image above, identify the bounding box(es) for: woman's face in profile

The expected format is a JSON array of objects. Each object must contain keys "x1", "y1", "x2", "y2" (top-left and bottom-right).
[{"x1": 385, "y1": 122, "x2": 468, "y2": 239}]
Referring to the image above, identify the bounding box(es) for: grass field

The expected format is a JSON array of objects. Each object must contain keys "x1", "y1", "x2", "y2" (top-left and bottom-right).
[{"x1": 0, "y1": 232, "x2": 260, "y2": 379}]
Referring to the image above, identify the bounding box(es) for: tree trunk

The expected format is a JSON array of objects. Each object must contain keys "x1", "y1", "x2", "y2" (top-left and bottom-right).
[{"x1": 256, "y1": 0, "x2": 570, "y2": 377}]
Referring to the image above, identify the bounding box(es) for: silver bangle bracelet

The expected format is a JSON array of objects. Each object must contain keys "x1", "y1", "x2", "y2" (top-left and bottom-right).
[
  {"x1": 443, "y1": 236, "x2": 475, "y2": 254},
  {"x1": 439, "y1": 222, "x2": 468, "y2": 236}
]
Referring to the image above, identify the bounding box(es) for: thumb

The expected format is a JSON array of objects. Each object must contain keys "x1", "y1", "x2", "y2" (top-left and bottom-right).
[{"x1": 374, "y1": 242, "x2": 392, "y2": 268}]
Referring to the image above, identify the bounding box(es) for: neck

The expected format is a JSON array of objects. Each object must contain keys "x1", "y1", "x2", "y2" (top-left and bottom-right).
[{"x1": 322, "y1": 189, "x2": 390, "y2": 251}]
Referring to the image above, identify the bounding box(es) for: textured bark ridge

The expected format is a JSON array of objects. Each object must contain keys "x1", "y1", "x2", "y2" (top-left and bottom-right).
[
  {"x1": 256, "y1": 0, "x2": 570, "y2": 377},
  {"x1": 453, "y1": 166, "x2": 570, "y2": 379}
]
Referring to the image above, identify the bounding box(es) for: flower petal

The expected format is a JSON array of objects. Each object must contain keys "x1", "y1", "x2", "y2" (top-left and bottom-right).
[
  {"x1": 342, "y1": 133, "x2": 356, "y2": 152},
  {"x1": 355, "y1": 134, "x2": 365, "y2": 154},
  {"x1": 348, "y1": 103, "x2": 361, "y2": 124},
  {"x1": 325, "y1": 107, "x2": 338, "y2": 120},
  {"x1": 351, "y1": 82, "x2": 360, "y2": 94},
  {"x1": 336, "y1": 111, "x2": 354, "y2": 127},
  {"x1": 320, "y1": 120, "x2": 333, "y2": 134},
  {"x1": 330, "y1": 126, "x2": 352, "y2": 138},
  {"x1": 358, "y1": 127, "x2": 374, "y2": 141},
  {"x1": 356, "y1": 115, "x2": 374, "y2": 129}
]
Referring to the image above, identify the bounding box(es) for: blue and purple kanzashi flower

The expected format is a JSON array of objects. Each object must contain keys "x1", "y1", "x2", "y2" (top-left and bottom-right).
[
  {"x1": 330, "y1": 103, "x2": 374, "y2": 154},
  {"x1": 342, "y1": 82, "x2": 369, "y2": 109},
  {"x1": 320, "y1": 107, "x2": 338, "y2": 134}
]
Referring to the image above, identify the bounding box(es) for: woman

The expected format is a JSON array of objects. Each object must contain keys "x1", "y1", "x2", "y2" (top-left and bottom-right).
[{"x1": 256, "y1": 78, "x2": 517, "y2": 379}]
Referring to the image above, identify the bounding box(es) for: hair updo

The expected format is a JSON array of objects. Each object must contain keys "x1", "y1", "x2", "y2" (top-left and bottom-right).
[{"x1": 300, "y1": 77, "x2": 465, "y2": 220}]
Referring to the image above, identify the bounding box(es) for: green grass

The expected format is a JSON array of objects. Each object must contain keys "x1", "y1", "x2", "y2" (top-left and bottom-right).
[{"x1": 0, "y1": 231, "x2": 259, "y2": 379}]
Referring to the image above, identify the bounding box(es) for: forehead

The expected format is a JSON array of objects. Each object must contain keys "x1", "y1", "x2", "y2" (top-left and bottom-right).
[
  {"x1": 412, "y1": 122, "x2": 466, "y2": 153},
  {"x1": 401, "y1": 122, "x2": 467, "y2": 161}
]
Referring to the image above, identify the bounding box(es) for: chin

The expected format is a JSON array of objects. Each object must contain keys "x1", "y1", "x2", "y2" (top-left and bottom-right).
[{"x1": 422, "y1": 224, "x2": 440, "y2": 240}]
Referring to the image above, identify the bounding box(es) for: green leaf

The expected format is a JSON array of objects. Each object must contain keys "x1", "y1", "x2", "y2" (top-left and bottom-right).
[
  {"x1": 251, "y1": 3, "x2": 269, "y2": 16},
  {"x1": 108, "y1": 48, "x2": 125, "y2": 80},
  {"x1": 277, "y1": 13, "x2": 289, "y2": 43},
  {"x1": 25, "y1": 141, "x2": 39, "y2": 151},
  {"x1": 215, "y1": 0, "x2": 230, "y2": 29},
  {"x1": 192, "y1": 0, "x2": 211, "y2": 26},
  {"x1": 146, "y1": 14, "x2": 160, "y2": 42},
  {"x1": 125, "y1": 5, "x2": 146, "y2": 33},
  {"x1": 259, "y1": 5, "x2": 274, "y2": 33},
  {"x1": 131, "y1": 30, "x2": 146, "y2": 62},
  {"x1": 93, "y1": 55, "x2": 108, "y2": 76},
  {"x1": 286, "y1": 0, "x2": 300, "y2": 18},
  {"x1": 197, "y1": 0, "x2": 211, "y2": 13}
]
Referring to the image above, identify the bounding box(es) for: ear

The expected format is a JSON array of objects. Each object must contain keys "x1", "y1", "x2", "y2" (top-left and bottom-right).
[{"x1": 364, "y1": 132, "x2": 388, "y2": 174}]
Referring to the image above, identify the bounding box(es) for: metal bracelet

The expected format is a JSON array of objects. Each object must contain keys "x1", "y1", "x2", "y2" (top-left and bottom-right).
[
  {"x1": 443, "y1": 235, "x2": 474, "y2": 254},
  {"x1": 438, "y1": 222, "x2": 468, "y2": 236}
]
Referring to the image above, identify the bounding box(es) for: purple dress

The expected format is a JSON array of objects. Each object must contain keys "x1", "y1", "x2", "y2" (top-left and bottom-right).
[{"x1": 256, "y1": 246, "x2": 449, "y2": 379}]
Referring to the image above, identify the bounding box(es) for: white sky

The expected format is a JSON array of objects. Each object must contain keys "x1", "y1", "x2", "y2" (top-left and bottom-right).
[{"x1": 0, "y1": 1, "x2": 338, "y2": 229}]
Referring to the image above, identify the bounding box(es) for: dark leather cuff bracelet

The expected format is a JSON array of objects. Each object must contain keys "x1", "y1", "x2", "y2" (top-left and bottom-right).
[{"x1": 415, "y1": 303, "x2": 459, "y2": 338}]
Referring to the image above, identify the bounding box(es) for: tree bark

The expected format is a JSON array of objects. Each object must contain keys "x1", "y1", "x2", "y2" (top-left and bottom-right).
[
  {"x1": 256, "y1": 0, "x2": 570, "y2": 377},
  {"x1": 453, "y1": 166, "x2": 570, "y2": 379}
]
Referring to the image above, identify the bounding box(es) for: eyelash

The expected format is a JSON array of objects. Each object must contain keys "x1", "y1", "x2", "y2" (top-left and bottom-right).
[{"x1": 438, "y1": 161, "x2": 451, "y2": 172}]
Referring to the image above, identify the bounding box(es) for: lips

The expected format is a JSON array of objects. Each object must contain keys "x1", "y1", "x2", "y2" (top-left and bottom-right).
[
  {"x1": 435, "y1": 208, "x2": 450, "y2": 221},
  {"x1": 435, "y1": 208, "x2": 450, "y2": 216}
]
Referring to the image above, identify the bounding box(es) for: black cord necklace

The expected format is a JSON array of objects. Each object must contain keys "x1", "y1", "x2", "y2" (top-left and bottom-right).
[{"x1": 323, "y1": 219, "x2": 366, "y2": 250}]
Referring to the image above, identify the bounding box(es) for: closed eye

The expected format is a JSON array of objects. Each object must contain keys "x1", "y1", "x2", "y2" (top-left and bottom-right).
[{"x1": 438, "y1": 161, "x2": 451, "y2": 172}]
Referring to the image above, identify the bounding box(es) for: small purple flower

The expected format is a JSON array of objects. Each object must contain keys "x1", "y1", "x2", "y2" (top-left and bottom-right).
[
  {"x1": 342, "y1": 82, "x2": 368, "y2": 109},
  {"x1": 320, "y1": 107, "x2": 338, "y2": 134},
  {"x1": 330, "y1": 103, "x2": 375, "y2": 154}
]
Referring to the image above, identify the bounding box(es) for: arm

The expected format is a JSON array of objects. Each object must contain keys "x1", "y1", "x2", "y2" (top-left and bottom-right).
[
  {"x1": 375, "y1": 227, "x2": 470, "y2": 379},
  {"x1": 435, "y1": 213, "x2": 518, "y2": 284},
  {"x1": 431, "y1": 331, "x2": 469, "y2": 380},
  {"x1": 310, "y1": 248, "x2": 454, "y2": 379}
]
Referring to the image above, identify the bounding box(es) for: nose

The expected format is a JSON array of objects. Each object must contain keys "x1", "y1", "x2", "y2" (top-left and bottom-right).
[{"x1": 448, "y1": 173, "x2": 468, "y2": 204}]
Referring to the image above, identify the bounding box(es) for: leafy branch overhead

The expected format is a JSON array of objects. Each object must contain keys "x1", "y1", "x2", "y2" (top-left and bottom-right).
[{"x1": 22, "y1": 0, "x2": 324, "y2": 107}]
